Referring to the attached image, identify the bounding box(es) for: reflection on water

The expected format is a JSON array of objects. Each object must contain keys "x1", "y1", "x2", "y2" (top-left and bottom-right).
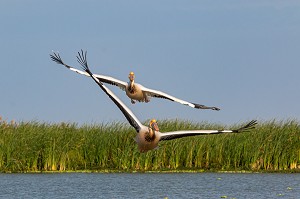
[{"x1": 0, "y1": 172, "x2": 299, "y2": 199}]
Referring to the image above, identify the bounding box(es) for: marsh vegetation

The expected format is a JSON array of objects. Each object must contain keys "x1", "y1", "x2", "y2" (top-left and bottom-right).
[{"x1": 0, "y1": 118, "x2": 299, "y2": 173}]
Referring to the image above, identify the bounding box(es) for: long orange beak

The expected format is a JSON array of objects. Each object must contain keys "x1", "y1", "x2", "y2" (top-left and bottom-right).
[
  {"x1": 128, "y1": 72, "x2": 135, "y2": 81},
  {"x1": 150, "y1": 119, "x2": 159, "y2": 131}
]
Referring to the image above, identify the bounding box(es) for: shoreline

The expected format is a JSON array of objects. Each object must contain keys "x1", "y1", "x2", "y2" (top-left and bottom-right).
[{"x1": 2, "y1": 169, "x2": 300, "y2": 174}]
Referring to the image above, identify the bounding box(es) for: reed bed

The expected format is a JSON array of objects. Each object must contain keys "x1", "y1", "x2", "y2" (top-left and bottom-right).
[{"x1": 0, "y1": 118, "x2": 299, "y2": 173}]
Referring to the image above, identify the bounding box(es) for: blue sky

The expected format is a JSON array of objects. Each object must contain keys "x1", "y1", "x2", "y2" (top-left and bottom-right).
[{"x1": 1, "y1": 1, "x2": 299, "y2": 125}]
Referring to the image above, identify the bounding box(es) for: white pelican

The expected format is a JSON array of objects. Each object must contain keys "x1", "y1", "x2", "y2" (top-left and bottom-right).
[
  {"x1": 50, "y1": 50, "x2": 220, "y2": 111},
  {"x1": 74, "y1": 50, "x2": 257, "y2": 153}
]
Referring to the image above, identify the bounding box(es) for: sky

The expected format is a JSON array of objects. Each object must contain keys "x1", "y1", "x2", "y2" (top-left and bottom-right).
[{"x1": 1, "y1": 1, "x2": 299, "y2": 125}]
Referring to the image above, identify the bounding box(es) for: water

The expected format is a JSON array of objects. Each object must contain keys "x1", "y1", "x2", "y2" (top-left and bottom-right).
[{"x1": 0, "y1": 172, "x2": 299, "y2": 199}]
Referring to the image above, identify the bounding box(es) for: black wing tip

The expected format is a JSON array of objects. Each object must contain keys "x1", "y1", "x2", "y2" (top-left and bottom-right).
[
  {"x1": 76, "y1": 49, "x2": 90, "y2": 73},
  {"x1": 233, "y1": 120, "x2": 257, "y2": 133},
  {"x1": 50, "y1": 51, "x2": 66, "y2": 66},
  {"x1": 193, "y1": 103, "x2": 221, "y2": 111},
  {"x1": 213, "y1": 107, "x2": 221, "y2": 111}
]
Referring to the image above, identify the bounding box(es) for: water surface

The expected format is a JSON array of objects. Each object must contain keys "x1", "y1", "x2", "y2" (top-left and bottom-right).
[{"x1": 0, "y1": 173, "x2": 299, "y2": 198}]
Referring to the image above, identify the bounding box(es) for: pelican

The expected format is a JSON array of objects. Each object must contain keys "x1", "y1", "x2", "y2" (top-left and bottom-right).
[
  {"x1": 74, "y1": 50, "x2": 257, "y2": 153},
  {"x1": 50, "y1": 50, "x2": 220, "y2": 111}
]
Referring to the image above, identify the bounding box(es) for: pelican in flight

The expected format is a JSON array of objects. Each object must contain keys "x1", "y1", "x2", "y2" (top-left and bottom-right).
[
  {"x1": 74, "y1": 50, "x2": 257, "y2": 153},
  {"x1": 50, "y1": 50, "x2": 220, "y2": 111}
]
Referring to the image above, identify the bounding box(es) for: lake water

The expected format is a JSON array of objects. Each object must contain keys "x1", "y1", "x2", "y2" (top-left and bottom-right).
[{"x1": 0, "y1": 172, "x2": 299, "y2": 199}]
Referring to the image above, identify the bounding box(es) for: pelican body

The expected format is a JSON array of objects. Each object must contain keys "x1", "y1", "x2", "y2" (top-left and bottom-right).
[
  {"x1": 50, "y1": 51, "x2": 220, "y2": 110},
  {"x1": 73, "y1": 50, "x2": 257, "y2": 153},
  {"x1": 126, "y1": 72, "x2": 150, "y2": 103}
]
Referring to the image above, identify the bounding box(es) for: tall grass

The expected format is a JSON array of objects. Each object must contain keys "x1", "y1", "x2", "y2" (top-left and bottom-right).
[{"x1": 0, "y1": 118, "x2": 299, "y2": 172}]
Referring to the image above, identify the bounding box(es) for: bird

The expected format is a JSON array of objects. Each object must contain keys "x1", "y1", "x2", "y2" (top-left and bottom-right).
[
  {"x1": 50, "y1": 50, "x2": 220, "y2": 111},
  {"x1": 74, "y1": 50, "x2": 257, "y2": 153}
]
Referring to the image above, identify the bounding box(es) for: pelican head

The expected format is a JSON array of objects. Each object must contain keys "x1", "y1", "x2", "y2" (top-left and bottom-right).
[
  {"x1": 128, "y1": 72, "x2": 135, "y2": 82},
  {"x1": 150, "y1": 119, "x2": 159, "y2": 132}
]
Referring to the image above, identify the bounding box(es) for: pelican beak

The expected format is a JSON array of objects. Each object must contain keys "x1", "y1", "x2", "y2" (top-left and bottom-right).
[
  {"x1": 128, "y1": 72, "x2": 135, "y2": 82},
  {"x1": 150, "y1": 119, "x2": 159, "y2": 131}
]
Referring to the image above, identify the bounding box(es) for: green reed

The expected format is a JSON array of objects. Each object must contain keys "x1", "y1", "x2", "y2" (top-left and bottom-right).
[{"x1": 0, "y1": 119, "x2": 299, "y2": 172}]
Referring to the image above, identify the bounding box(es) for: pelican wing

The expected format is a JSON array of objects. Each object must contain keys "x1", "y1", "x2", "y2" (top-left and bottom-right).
[
  {"x1": 140, "y1": 86, "x2": 220, "y2": 111},
  {"x1": 50, "y1": 52, "x2": 127, "y2": 90},
  {"x1": 76, "y1": 50, "x2": 143, "y2": 132},
  {"x1": 159, "y1": 120, "x2": 257, "y2": 141}
]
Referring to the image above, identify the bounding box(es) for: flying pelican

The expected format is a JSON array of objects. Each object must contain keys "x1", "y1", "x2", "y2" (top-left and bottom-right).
[
  {"x1": 74, "y1": 50, "x2": 257, "y2": 153},
  {"x1": 50, "y1": 50, "x2": 220, "y2": 111}
]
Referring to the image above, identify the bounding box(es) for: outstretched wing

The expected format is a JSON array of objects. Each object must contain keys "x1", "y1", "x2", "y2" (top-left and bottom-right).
[
  {"x1": 140, "y1": 85, "x2": 220, "y2": 111},
  {"x1": 159, "y1": 120, "x2": 257, "y2": 141},
  {"x1": 50, "y1": 51, "x2": 127, "y2": 90},
  {"x1": 76, "y1": 50, "x2": 143, "y2": 133}
]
